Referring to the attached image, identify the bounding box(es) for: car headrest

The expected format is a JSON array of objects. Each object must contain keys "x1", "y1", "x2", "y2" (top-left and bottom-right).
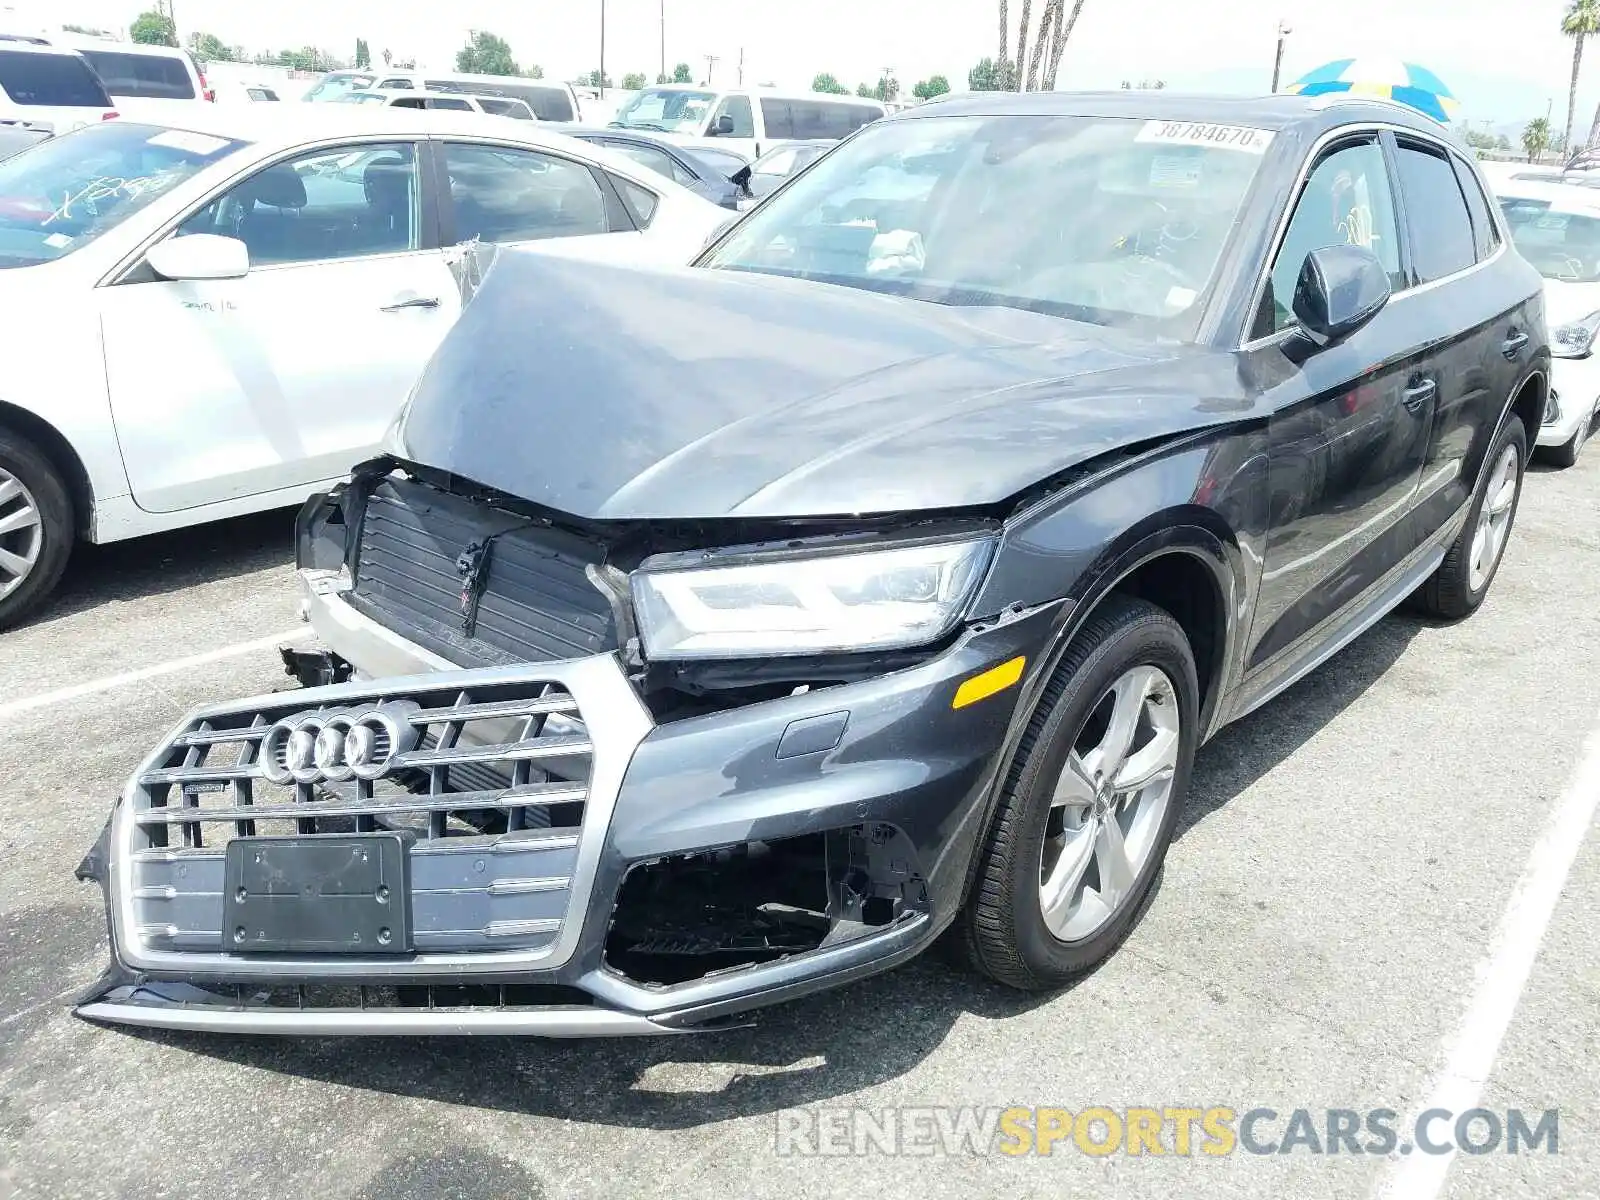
[
  {"x1": 363, "y1": 154, "x2": 412, "y2": 211},
  {"x1": 241, "y1": 163, "x2": 307, "y2": 209}
]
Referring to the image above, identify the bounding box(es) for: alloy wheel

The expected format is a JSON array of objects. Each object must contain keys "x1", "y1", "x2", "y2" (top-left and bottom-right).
[
  {"x1": 1039, "y1": 664, "x2": 1180, "y2": 943},
  {"x1": 1467, "y1": 442, "x2": 1519, "y2": 593},
  {"x1": 0, "y1": 466, "x2": 42, "y2": 602}
]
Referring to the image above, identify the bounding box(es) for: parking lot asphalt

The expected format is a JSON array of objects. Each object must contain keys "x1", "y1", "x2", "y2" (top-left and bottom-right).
[{"x1": 0, "y1": 457, "x2": 1597, "y2": 1200}]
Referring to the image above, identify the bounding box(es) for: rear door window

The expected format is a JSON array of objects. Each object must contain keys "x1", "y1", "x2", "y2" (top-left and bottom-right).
[
  {"x1": 1451, "y1": 155, "x2": 1501, "y2": 261},
  {"x1": 759, "y1": 99, "x2": 793, "y2": 140},
  {"x1": 426, "y1": 96, "x2": 474, "y2": 111},
  {"x1": 0, "y1": 50, "x2": 113, "y2": 106},
  {"x1": 443, "y1": 142, "x2": 610, "y2": 242},
  {"x1": 79, "y1": 50, "x2": 195, "y2": 100},
  {"x1": 1393, "y1": 140, "x2": 1476, "y2": 283},
  {"x1": 478, "y1": 97, "x2": 531, "y2": 119}
]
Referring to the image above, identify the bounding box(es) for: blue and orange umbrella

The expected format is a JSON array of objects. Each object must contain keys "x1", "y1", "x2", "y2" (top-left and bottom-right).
[{"x1": 1285, "y1": 59, "x2": 1461, "y2": 123}]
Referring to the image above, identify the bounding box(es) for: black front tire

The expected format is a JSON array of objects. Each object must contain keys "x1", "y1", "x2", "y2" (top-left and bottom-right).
[
  {"x1": 0, "y1": 428, "x2": 74, "y2": 632},
  {"x1": 955, "y1": 595, "x2": 1198, "y2": 991}
]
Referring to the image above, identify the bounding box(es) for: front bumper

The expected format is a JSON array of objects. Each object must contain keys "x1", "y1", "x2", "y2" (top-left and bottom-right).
[
  {"x1": 1544, "y1": 355, "x2": 1600, "y2": 447},
  {"x1": 77, "y1": 574, "x2": 1058, "y2": 1036}
]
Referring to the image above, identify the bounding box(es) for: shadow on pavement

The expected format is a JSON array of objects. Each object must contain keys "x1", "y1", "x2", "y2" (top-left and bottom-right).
[
  {"x1": 20, "y1": 507, "x2": 297, "y2": 629},
  {"x1": 120, "y1": 612, "x2": 1427, "y2": 1130}
]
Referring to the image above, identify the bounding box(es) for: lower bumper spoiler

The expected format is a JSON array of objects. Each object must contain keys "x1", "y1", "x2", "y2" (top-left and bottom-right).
[{"x1": 77, "y1": 991, "x2": 684, "y2": 1037}]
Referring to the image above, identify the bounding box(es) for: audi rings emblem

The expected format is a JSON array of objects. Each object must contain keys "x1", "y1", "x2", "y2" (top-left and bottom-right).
[{"x1": 260, "y1": 701, "x2": 421, "y2": 785}]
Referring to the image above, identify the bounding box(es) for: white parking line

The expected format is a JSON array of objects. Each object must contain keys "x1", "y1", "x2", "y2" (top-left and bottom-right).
[
  {"x1": 0, "y1": 630, "x2": 309, "y2": 721},
  {"x1": 1377, "y1": 714, "x2": 1600, "y2": 1200}
]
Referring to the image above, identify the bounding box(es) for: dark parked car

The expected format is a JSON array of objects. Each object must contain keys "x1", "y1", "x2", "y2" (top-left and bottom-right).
[
  {"x1": 565, "y1": 125, "x2": 746, "y2": 209},
  {"x1": 77, "y1": 92, "x2": 1546, "y2": 1036},
  {"x1": 733, "y1": 138, "x2": 833, "y2": 207}
]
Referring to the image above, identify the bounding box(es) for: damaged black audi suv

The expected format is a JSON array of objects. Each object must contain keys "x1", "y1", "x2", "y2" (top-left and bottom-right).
[{"x1": 77, "y1": 91, "x2": 1547, "y2": 1035}]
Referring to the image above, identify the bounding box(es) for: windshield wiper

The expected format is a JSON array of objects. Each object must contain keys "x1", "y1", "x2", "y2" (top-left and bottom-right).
[{"x1": 615, "y1": 120, "x2": 670, "y2": 131}]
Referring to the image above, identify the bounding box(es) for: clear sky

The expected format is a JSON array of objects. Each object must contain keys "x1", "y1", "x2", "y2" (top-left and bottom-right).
[{"x1": 6, "y1": 0, "x2": 1593, "y2": 125}]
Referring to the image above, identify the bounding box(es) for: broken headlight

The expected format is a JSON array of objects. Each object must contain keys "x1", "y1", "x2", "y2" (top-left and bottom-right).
[{"x1": 631, "y1": 536, "x2": 994, "y2": 660}]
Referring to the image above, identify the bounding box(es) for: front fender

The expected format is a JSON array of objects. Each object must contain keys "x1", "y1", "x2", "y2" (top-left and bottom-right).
[{"x1": 973, "y1": 429, "x2": 1271, "y2": 739}]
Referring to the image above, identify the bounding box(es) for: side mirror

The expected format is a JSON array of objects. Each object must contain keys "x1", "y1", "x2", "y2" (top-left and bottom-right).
[
  {"x1": 1292, "y1": 243, "x2": 1391, "y2": 345},
  {"x1": 147, "y1": 234, "x2": 250, "y2": 281},
  {"x1": 712, "y1": 114, "x2": 735, "y2": 135}
]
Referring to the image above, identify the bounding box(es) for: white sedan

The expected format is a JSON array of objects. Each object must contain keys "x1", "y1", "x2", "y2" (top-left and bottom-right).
[
  {"x1": 1495, "y1": 178, "x2": 1600, "y2": 466},
  {"x1": 0, "y1": 105, "x2": 730, "y2": 628}
]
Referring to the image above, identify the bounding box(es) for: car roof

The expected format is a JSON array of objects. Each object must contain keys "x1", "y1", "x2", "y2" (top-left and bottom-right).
[
  {"x1": 57, "y1": 37, "x2": 193, "y2": 60},
  {"x1": 110, "y1": 104, "x2": 581, "y2": 146},
  {"x1": 892, "y1": 89, "x2": 1460, "y2": 140},
  {"x1": 1493, "y1": 178, "x2": 1600, "y2": 212},
  {"x1": 0, "y1": 41, "x2": 90, "y2": 59}
]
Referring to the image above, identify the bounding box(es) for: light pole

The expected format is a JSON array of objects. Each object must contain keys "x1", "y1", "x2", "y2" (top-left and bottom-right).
[
  {"x1": 704, "y1": 54, "x2": 719, "y2": 85},
  {"x1": 659, "y1": 0, "x2": 665, "y2": 84},
  {"x1": 598, "y1": 0, "x2": 606, "y2": 97},
  {"x1": 1270, "y1": 20, "x2": 1291, "y2": 93}
]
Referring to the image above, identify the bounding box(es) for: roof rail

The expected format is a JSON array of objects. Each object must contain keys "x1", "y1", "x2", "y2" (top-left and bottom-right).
[{"x1": 1305, "y1": 91, "x2": 1449, "y2": 125}]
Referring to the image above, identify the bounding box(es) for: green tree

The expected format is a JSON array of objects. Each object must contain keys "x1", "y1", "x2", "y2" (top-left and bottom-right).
[
  {"x1": 186, "y1": 32, "x2": 237, "y2": 63},
  {"x1": 872, "y1": 76, "x2": 900, "y2": 102},
  {"x1": 1562, "y1": 1, "x2": 1600, "y2": 158},
  {"x1": 63, "y1": 22, "x2": 112, "y2": 35},
  {"x1": 622, "y1": 71, "x2": 646, "y2": 90},
  {"x1": 672, "y1": 62, "x2": 693, "y2": 83},
  {"x1": 1462, "y1": 126, "x2": 1500, "y2": 151},
  {"x1": 129, "y1": 9, "x2": 178, "y2": 47},
  {"x1": 811, "y1": 72, "x2": 848, "y2": 94},
  {"x1": 456, "y1": 30, "x2": 518, "y2": 76},
  {"x1": 967, "y1": 56, "x2": 1014, "y2": 91},
  {"x1": 1524, "y1": 116, "x2": 1552, "y2": 162},
  {"x1": 912, "y1": 75, "x2": 950, "y2": 100},
  {"x1": 523, "y1": 64, "x2": 545, "y2": 79},
  {"x1": 355, "y1": 38, "x2": 370, "y2": 69},
  {"x1": 586, "y1": 70, "x2": 613, "y2": 88},
  {"x1": 856, "y1": 82, "x2": 875, "y2": 97}
]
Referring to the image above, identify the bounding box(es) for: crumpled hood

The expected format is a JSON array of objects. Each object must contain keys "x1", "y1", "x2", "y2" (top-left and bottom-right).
[{"x1": 388, "y1": 249, "x2": 1261, "y2": 520}]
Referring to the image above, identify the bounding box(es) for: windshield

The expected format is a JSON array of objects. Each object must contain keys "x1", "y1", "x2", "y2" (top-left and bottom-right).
[
  {"x1": 702, "y1": 114, "x2": 1270, "y2": 337},
  {"x1": 1500, "y1": 197, "x2": 1600, "y2": 281},
  {"x1": 611, "y1": 88, "x2": 716, "y2": 133},
  {"x1": 301, "y1": 71, "x2": 375, "y2": 102},
  {"x1": 337, "y1": 91, "x2": 389, "y2": 104},
  {"x1": 0, "y1": 121, "x2": 242, "y2": 268}
]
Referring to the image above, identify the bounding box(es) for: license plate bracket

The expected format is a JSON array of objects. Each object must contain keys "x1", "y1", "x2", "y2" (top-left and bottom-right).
[{"x1": 223, "y1": 833, "x2": 411, "y2": 955}]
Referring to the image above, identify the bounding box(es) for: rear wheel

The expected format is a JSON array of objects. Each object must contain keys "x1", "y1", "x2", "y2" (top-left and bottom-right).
[
  {"x1": 0, "y1": 428, "x2": 74, "y2": 632},
  {"x1": 956, "y1": 595, "x2": 1197, "y2": 990},
  {"x1": 1415, "y1": 419, "x2": 1525, "y2": 620}
]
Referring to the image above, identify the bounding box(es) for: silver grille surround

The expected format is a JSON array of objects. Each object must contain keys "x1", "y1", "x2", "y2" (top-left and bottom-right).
[{"x1": 109, "y1": 653, "x2": 653, "y2": 978}]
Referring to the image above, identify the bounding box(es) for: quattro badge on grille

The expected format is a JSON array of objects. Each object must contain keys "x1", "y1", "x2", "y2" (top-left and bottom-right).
[{"x1": 260, "y1": 701, "x2": 422, "y2": 785}]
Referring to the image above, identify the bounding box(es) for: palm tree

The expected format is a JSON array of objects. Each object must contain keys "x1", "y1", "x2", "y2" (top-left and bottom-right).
[
  {"x1": 998, "y1": 0, "x2": 1009, "y2": 87},
  {"x1": 1524, "y1": 116, "x2": 1553, "y2": 163},
  {"x1": 1562, "y1": 0, "x2": 1600, "y2": 159},
  {"x1": 1013, "y1": 0, "x2": 1032, "y2": 90},
  {"x1": 1041, "y1": 0, "x2": 1089, "y2": 90}
]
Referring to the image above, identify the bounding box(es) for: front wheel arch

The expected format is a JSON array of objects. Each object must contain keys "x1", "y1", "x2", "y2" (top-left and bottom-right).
[{"x1": 0, "y1": 400, "x2": 91, "y2": 538}]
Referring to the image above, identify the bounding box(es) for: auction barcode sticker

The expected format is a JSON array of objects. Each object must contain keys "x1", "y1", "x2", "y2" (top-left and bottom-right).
[{"x1": 1135, "y1": 121, "x2": 1275, "y2": 154}]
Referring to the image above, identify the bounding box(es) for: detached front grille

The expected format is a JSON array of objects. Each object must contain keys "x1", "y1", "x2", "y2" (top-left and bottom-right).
[
  {"x1": 114, "y1": 658, "x2": 653, "y2": 974},
  {"x1": 349, "y1": 477, "x2": 619, "y2": 667}
]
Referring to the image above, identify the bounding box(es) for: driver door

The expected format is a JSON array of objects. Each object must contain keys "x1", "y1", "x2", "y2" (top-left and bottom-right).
[
  {"x1": 96, "y1": 140, "x2": 459, "y2": 514},
  {"x1": 1243, "y1": 134, "x2": 1433, "y2": 676}
]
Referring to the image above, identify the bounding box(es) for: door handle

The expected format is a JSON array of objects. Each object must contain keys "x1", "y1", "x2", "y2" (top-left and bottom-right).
[
  {"x1": 380, "y1": 296, "x2": 440, "y2": 312},
  {"x1": 1501, "y1": 331, "x2": 1530, "y2": 360},
  {"x1": 1402, "y1": 378, "x2": 1437, "y2": 414}
]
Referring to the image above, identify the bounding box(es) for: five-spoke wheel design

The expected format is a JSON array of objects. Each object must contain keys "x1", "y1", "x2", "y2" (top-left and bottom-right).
[
  {"x1": 1040, "y1": 665, "x2": 1180, "y2": 942},
  {"x1": 0, "y1": 465, "x2": 43, "y2": 604}
]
